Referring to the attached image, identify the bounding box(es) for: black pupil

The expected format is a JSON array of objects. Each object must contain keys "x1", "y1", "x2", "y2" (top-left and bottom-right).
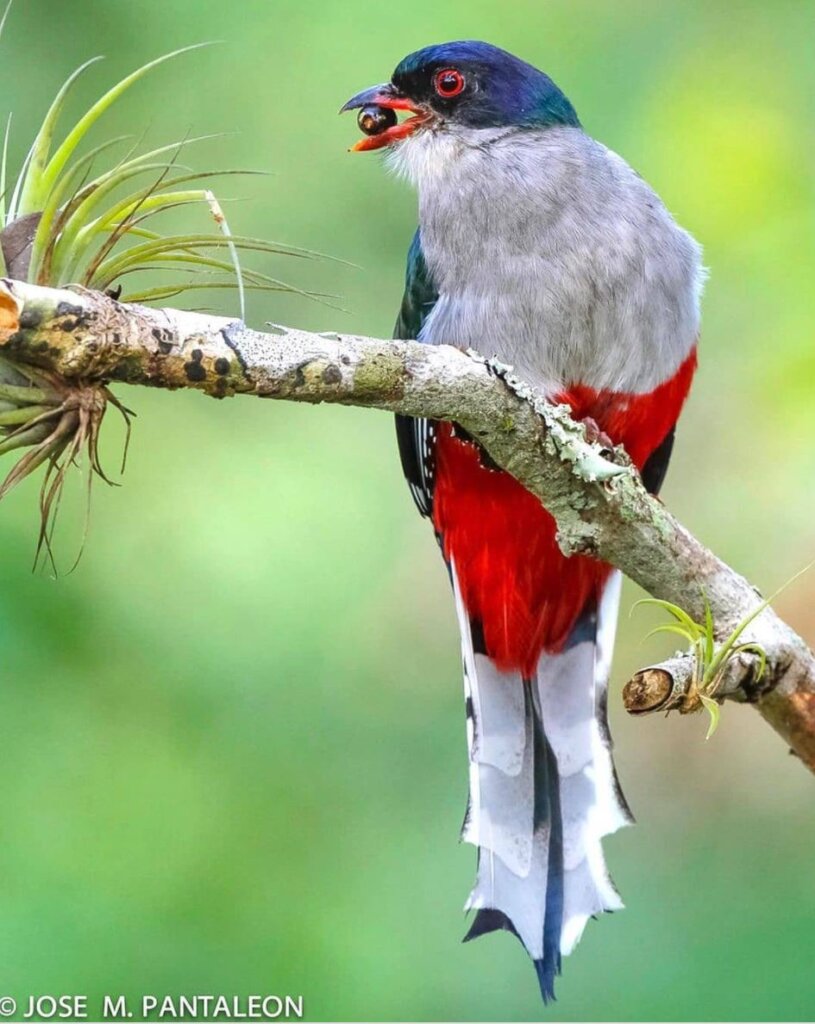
[{"x1": 439, "y1": 72, "x2": 460, "y2": 94}]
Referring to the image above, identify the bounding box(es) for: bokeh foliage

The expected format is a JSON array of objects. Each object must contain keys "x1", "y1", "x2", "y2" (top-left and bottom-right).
[{"x1": 0, "y1": 1, "x2": 813, "y2": 1021}]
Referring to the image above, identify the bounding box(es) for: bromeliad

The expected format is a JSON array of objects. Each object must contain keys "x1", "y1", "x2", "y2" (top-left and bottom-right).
[{"x1": 342, "y1": 40, "x2": 703, "y2": 1002}]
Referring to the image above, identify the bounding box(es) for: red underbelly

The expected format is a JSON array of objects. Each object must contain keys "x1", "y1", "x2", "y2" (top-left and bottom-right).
[{"x1": 432, "y1": 350, "x2": 697, "y2": 677}]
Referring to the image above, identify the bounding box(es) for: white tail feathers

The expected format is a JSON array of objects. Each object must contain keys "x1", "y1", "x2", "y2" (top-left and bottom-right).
[
  {"x1": 537, "y1": 570, "x2": 632, "y2": 954},
  {"x1": 452, "y1": 564, "x2": 631, "y2": 999}
]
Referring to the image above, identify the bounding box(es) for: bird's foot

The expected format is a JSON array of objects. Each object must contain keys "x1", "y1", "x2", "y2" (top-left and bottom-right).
[{"x1": 579, "y1": 416, "x2": 614, "y2": 451}]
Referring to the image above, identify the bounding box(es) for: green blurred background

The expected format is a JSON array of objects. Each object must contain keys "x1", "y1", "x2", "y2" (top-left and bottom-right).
[{"x1": 0, "y1": 1, "x2": 813, "y2": 1020}]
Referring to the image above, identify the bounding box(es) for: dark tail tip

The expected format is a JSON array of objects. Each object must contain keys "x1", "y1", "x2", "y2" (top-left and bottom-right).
[
  {"x1": 464, "y1": 908, "x2": 562, "y2": 1003},
  {"x1": 463, "y1": 908, "x2": 519, "y2": 943},
  {"x1": 534, "y1": 953, "x2": 562, "y2": 1004}
]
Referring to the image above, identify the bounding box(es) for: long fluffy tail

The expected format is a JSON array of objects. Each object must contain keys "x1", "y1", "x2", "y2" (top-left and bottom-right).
[{"x1": 453, "y1": 568, "x2": 633, "y2": 1002}]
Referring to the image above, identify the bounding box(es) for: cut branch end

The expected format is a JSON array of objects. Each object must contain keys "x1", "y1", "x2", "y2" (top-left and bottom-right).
[{"x1": 623, "y1": 667, "x2": 674, "y2": 714}]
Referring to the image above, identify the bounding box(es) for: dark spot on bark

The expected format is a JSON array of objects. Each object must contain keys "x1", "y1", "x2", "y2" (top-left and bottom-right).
[
  {"x1": 184, "y1": 360, "x2": 207, "y2": 382},
  {"x1": 190, "y1": 348, "x2": 203, "y2": 363},
  {"x1": 294, "y1": 364, "x2": 306, "y2": 388},
  {"x1": 152, "y1": 326, "x2": 174, "y2": 350},
  {"x1": 60, "y1": 318, "x2": 77, "y2": 332},
  {"x1": 111, "y1": 358, "x2": 152, "y2": 383},
  {"x1": 110, "y1": 331, "x2": 120, "y2": 346},
  {"x1": 220, "y1": 324, "x2": 248, "y2": 372},
  {"x1": 56, "y1": 301, "x2": 84, "y2": 319},
  {"x1": 214, "y1": 376, "x2": 228, "y2": 397},
  {"x1": 3, "y1": 331, "x2": 23, "y2": 347},
  {"x1": 340, "y1": 354, "x2": 351, "y2": 365},
  {"x1": 214, "y1": 357, "x2": 230, "y2": 376},
  {"x1": 322, "y1": 363, "x2": 342, "y2": 385},
  {"x1": 19, "y1": 309, "x2": 41, "y2": 329}
]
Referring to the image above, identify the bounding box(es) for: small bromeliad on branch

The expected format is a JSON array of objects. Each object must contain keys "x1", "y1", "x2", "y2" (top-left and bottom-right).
[
  {"x1": 0, "y1": 1, "x2": 323, "y2": 566},
  {"x1": 0, "y1": 353, "x2": 131, "y2": 569}
]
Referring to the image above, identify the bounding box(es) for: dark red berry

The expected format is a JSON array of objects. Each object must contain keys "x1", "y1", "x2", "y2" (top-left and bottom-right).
[{"x1": 358, "y1": 105, "x2": 397, "y2": 137}]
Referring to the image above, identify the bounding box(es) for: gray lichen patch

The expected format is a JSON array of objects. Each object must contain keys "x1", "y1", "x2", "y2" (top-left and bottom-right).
[{"x1": 485, "y1": 357, "x2": 629, "y2": 485}]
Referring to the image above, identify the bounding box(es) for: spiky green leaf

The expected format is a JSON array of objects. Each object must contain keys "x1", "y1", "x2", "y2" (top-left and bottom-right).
[
  {"x1": 33, "y1": 44, "x2": 212, "y2": 212},
  {"x1": 15, "y1": 56, "x2": 104, "y2": 215},
  {"x1": 699, "y1": 695, "x2": 721, "y2": 740}
]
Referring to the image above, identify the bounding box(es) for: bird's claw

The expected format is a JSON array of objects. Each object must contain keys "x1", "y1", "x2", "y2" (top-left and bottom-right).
[{"x1": 579, "y1": 416, "x2": 614, "y2": 451}]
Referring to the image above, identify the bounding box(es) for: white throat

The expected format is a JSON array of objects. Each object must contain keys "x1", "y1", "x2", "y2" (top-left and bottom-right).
[{"x1": 384, "y1": 125, "x2": 513, "y2": 189}]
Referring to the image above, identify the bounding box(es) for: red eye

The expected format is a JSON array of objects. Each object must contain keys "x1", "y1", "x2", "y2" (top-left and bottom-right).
[{"x1": 433, "y1": 68, "x2": 465, "y2": 98}]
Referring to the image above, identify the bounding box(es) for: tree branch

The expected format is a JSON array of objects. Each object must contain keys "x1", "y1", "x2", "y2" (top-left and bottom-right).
[{"x1": 1, "y1": 277, "x2": 813, "y2": 771}]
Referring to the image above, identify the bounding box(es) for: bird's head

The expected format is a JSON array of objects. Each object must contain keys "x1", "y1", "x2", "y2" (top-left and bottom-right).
[{"x1": 340, "y1": 41, "x2": 579, "y2": 152}]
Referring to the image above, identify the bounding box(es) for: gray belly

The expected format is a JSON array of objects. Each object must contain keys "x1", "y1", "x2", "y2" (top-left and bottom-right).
[{"x1": 421, "y1": 248, "x2": 699, "y2": 397}]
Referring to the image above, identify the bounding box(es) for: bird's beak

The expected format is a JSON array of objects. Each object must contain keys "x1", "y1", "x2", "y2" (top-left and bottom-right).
[{"x1": 340, "y1": 83, "x2": 430, "y2": 151}]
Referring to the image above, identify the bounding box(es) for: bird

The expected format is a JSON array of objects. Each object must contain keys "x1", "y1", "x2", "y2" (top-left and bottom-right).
[{"x1": 341, "y1": 40, "x2": 703, "y2": 1002}]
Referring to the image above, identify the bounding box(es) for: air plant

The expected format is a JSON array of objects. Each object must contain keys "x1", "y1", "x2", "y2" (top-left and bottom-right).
[
  {"x1": 635, "y1": 563, "x2": 812, "y2": 739},
  {"x1": 0, "y1": 2, "x2": 319, "y2": 570},
  {"x1": 634, "y1": 594, "x2": 766, "y2": 739},
  {"x1": 0, "y1": 355, "x2": 132, "y2": 570}
]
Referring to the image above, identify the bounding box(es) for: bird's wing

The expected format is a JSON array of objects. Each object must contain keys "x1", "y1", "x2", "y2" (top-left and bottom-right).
[
  {"x1": 394, "y1": 229, "x2": 439, "y2": 519},
  {"x1": 639, "y1": 425, "x2": 676, "y2": 495}
]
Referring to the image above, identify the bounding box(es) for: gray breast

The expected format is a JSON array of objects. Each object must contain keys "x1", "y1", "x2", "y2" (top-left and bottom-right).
[{"x1": 399, "y1": 125, "x2": 704, "y2": 396}]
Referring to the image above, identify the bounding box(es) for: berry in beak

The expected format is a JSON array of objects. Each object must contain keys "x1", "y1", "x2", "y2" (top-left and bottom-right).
[{"x1": 340, "y1": 83, "x2": 430, "y2": 151}]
